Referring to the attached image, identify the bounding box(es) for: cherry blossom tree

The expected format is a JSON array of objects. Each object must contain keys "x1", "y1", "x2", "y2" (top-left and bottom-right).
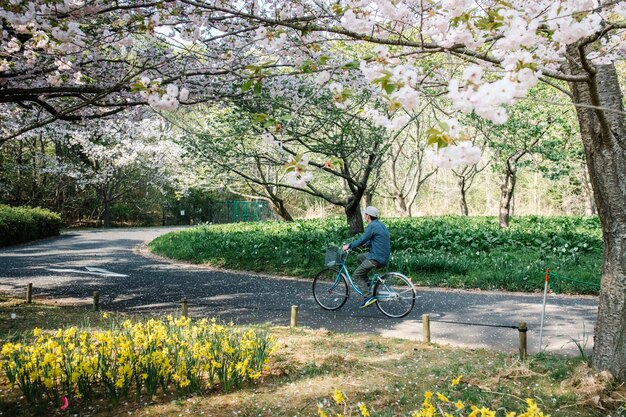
[
  {"x1": 2, "y1": 0, "x2": 626, "y2": 380},
  {"x1": 178, "y1": 84, "x2": 393, "y2": 234}
]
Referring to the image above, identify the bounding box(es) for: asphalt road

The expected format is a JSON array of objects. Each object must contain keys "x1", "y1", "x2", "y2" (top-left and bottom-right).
[{"x1": 0, "y1": 227, "x2": 598, "y2": 356}]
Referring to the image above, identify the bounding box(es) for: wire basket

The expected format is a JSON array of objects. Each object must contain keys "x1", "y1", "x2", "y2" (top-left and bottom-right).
[{"x1": 325, "y1": 247, "x2": 345, "y2": 267}]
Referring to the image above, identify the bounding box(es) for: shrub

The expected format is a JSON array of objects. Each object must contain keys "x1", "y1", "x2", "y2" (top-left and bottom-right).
[{"x1": 0, "y1": 205, "x2": 63, "y2": 246}]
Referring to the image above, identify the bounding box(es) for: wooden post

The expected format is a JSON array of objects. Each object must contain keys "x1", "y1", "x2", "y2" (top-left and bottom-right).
[
  {"x1": 181, "y1": 298, "x2": 188, "y2": 317},
  {"x1": 290, "y1": 305, "x2": 298, "y2": 328},
  {"x1": 422, "y1": 314, "x2": 431, "y2": 343},
  {"x1": 93, "y1": 291, "x2": 100, "y2": 311},
  {"x1": 26, "y1": 283, "x2": 32, "y2": 304},
  {"x1": 518, "y1": 321, "x2": 528, "y2": 360}
]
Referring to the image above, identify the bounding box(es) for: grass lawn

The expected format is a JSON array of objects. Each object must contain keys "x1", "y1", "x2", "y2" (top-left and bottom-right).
[
  {"x1": 1, "y1": 295, "x2": 624, "y2": 417},
  {"x1": 148, "y1": 216, "x2": 603, "y2": 295}
]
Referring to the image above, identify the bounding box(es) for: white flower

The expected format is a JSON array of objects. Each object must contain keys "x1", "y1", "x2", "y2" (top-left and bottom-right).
[
  {"x1": 328, "y1": 82, "x2": 344, "y2": 95},
  {"x1": 6, "y1": 37, "x2": 21, "y2": 53},
  {"x1": 178, "y1": 87, "x2": 189, "y2": 101},
  {"x1": 286, "y1": 171, "x2": 312, "y2": 187},
  {"x1": 446, "y1": 118, "x2": 461, "y2": 137},
  {"x1": 255, "y1": 26, "x2": 268, "y2": 40},
  {"x1": 47, "y1": 71, "x2": 62, "y2": 86},
  {"x1": 427, "y1": 142, "x2": 482, "y2": 168},
  {"x1": 10, "y1": 313, "x2": 16, "y2": 319},
  {"x1": 462, "y1": 65, "x2": 483, "y2": 83},
  {"x1": 316, "y1": 71, "x2": 331, "y2": 85},
  {"x1": 389, "y1": 114, "x2": 410, "y2": 131},
  {"x1": 390, "y1": 86, "x2": 420, "y2": 110},
  {"x1": 55, "y1": 58, "x2": 72, "y2": 71},
  {"x1": 166, "y1": 84, "x2": 179, "y2": 97},
  {"x1": 373, "y1": 45, "x2": 389, "y2": 59}
]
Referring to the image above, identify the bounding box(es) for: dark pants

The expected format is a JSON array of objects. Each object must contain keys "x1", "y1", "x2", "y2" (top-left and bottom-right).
[{"x1": 353, "y1": 253, "x2": 380, "y2": 292}]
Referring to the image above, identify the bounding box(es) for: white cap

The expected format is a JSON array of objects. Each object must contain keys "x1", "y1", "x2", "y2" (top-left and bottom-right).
[{"x1": 362, "y1": 206, "x2": 379, "y2": 217}]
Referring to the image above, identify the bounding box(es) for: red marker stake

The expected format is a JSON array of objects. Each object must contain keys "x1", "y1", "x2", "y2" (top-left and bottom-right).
[{"x1": 538, "y1": 268, "x2": 550, "y2": 352}]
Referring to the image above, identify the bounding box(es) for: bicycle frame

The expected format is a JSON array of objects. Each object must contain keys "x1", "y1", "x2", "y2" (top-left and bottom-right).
[{"x1": 331, "y1": 251, "x2": 379, "y2": 297}]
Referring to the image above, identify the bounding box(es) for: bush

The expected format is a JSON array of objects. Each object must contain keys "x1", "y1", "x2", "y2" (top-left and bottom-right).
[{"x1": 0, "y1": 205, "x2": 63, "y2": 246}]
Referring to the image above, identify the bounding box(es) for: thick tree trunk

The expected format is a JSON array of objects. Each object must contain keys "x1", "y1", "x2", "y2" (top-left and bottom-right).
[
  {"x1": 570, "y1": 62, "x2": 626, "y2": 381},
  {"x1": 271, "y1": 199, "x2": 294, "y2": 221},
  {"x1": 345, "y1": 204, "x2": 364, "y2": 235},
  {"x1": 498, "y1": 166, "x2": 516, "y2": 228}
]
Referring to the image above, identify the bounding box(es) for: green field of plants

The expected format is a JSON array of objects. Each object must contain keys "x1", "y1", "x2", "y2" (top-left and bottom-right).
[{"x1": 148, "y1": 216, "x2": 603, "y2": 294}]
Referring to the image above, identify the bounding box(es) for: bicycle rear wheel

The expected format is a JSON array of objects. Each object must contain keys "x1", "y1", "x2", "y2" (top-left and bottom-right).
[
  {"x1": 313, "y1": 268, "x2": 349, "y2": 310},
  {"x1": 373, "y1": 272, "x2": 415, "y2": 318}
]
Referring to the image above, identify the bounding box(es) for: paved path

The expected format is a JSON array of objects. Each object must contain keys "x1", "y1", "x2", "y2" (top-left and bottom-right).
[{"x1": 0, "y1": 228, "x2": 598, "y2": 356}]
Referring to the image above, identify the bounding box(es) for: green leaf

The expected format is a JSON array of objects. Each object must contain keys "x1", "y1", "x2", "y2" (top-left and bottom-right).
[
  {"x1": 383, "y1": 82, "x2": 396, "y2": 94},
  {"x1": 300, "y1": 60, "x2": 316, "y2": 73},
  {"x1": 241, "y1": 79, "x2": 254, "y2": 92},
  {"x1": 245, "y1": 65, "x2": 261, "y2": 72},
  {"x1": 342, "y1": 60, "x2": 360, "y2": 70},
  {"x1": 253, "y1": 81, "x2": 262, "y2": 95},
  {"x1": 331, "y1": 3, "x2": 345, "y2": 14},
  {"x1": 252, "y1": 113, "x2": 269, "y2": 124}
]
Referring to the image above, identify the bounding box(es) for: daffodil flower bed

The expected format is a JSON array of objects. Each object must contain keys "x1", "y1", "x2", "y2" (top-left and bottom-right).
[
  {"x1": 0, "y1": 315, "x2": 277, "y2": 407},
  {"x1": 322, "y1": 384, "x2": 550, "y2": 417}
]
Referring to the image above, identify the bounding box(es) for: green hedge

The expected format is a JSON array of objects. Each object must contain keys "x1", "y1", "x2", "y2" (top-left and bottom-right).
[
  {"x1": 148, "y1": 216, "x2": 603, "y2": 294},
  {"x1": 0, "y1": 205, "x2": 63, "y2": 247}
]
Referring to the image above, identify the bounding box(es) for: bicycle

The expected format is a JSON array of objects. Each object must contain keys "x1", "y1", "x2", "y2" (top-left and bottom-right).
[{"x1": 312, "y1": 248, "x2": 416, "y2": 318}]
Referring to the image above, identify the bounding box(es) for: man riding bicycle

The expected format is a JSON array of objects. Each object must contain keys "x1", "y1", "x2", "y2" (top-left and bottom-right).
[{"x1": 342, "y1": 206, "x2": 390, "y2": 308}]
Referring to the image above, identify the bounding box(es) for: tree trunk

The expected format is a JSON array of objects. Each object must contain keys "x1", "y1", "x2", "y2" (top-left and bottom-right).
[
  {"x1": 458, "y1": 177, "x2": 469, "y2": 216},
  {"x1": 484, "y1": 169, "x2": 492, "y2": 215},
  {"x1": 580, "y1": 166, "x2": 597, "y2": 216},
  {"x1": 392, "y1": 192, "x2": 409, "y2": 217},
  {"x1": 271, "y1": 198, "x2": 294, "y2": 221},
  {"x1": 570, "y1": 62, "x2": 626, "y2": 381},
  {"x1": 498, "y1": 165, "x2": 516, "y2": 228},
  {"x1": 102, "y1": 199, "x2": 112, "y2": 228},
  {"x1": 345, "y1": 203, "x2": 364, "y2": 235},
  {"x1": 101, "y1": 186, "x2": 112, "y2": 228}
]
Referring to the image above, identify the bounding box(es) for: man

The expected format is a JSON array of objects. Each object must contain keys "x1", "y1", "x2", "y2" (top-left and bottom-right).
[{"x1": 342, "y1": 206, "x2": 390, "y2": 308}]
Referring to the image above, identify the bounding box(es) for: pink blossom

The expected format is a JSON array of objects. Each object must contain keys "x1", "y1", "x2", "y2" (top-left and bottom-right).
[{"x1": 60, "y1": 396, "x2": 69, "y2": 410}]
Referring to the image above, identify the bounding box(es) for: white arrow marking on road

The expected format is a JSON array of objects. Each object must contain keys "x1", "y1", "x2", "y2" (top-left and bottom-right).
[{"x1": 45, "y1": 267, "x2": 128, "y2": 277}]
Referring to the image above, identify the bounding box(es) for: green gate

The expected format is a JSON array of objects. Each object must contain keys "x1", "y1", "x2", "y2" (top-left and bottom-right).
[{"x1": 226, "y1": 200, "x2": 271, "y2": 222}]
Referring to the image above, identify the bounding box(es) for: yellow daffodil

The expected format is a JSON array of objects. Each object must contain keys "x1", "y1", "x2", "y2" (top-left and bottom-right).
[{"x1": 333, "y1": 388, "x2": 345, "y2": 405}]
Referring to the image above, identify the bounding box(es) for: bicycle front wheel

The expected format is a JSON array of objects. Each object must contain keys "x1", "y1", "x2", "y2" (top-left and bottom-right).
[
  {"x1": 373, "y1": 272, "x2": 416, "y2": 318},
  {"x1": 313, "y1": 268, "x2": 349, "y2": 311}
]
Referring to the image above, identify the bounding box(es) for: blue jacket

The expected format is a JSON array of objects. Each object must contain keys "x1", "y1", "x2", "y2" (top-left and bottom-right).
[{"x1": 348, "y1": 219, "x2": 390, "y2": 265}]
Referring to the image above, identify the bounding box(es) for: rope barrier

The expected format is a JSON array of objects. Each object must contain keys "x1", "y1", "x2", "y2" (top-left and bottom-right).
[
  {"x1": 547, "y1": 270, "x2": 600, "y2": 294},
  {"x1": 430, "y1": 319, "x2": 520, "y2": 330}
]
